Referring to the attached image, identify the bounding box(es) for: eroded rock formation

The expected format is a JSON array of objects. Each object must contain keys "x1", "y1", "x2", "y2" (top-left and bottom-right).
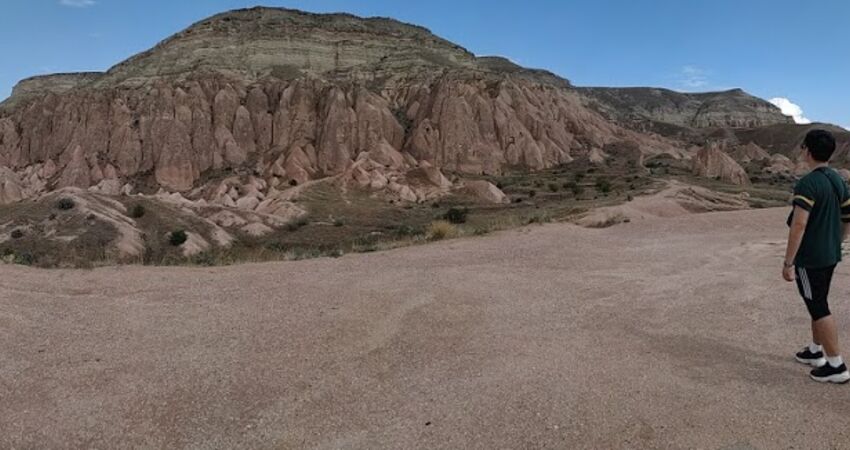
[{"x1": 692, "y1": 143, "x2": 750, "y2": 186}]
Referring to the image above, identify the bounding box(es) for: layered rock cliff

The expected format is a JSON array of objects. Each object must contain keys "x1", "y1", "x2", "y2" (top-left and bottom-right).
[
  {"x1": 579, "y1": 87, "x2": 793, "y2": 134},
  {"x1": 0, "y1": 6, "x2": 819, "y2": 210},
  {"x1": 0, "y1": 7, "x2": 665, "y2": 206}
]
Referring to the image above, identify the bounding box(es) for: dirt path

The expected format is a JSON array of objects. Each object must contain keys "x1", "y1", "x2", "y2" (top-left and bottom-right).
[{"x1": 3, "y1": 208, "x2": 850, "y2": 449}]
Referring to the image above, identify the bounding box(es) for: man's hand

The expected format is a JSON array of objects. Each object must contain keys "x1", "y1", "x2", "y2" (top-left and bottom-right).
[{"x1": 783, "y1": 264, "x2": 796, "y2": 282}]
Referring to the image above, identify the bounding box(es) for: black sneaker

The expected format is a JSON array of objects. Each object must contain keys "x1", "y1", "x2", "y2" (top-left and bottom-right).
[
  {"x1": 796, "y1": 348, "x2": 826, "y2": 367},
  {"x1": 810, "y1": 363, "x2": 850, "y2": 384}
]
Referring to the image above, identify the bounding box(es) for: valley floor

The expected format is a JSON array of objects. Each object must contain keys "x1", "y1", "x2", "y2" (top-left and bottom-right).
[{"x1": 3, "y1": 208, "x2": 850, "y2": 449}]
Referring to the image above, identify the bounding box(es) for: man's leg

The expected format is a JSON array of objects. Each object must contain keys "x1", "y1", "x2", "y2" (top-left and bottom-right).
[
  {"x1": 814, "y1": 315, "x2": 841, "y2": 357},
  {"x1": 811, "y1": 320, "x2": 822, "y2": 348},
  {"x1": 804, "y1": 265, "x2": 849, "y2": 383}
]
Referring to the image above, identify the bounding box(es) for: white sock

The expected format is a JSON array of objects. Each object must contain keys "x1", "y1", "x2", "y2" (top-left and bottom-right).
[
  {"x1": 809, "y1": 343, "x2": 824, "y2": 353},
  {"x1": 826, "y1": 355, "x2": 844, "y2": 368}
]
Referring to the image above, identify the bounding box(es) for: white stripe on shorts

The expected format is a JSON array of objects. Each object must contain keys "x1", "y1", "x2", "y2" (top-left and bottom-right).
[{"x1": 800, "y1": 267, "x2": 813, "y2": 300}]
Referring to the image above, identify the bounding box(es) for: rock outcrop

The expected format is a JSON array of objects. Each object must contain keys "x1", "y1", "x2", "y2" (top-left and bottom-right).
[
  {"x1": 0, "y1": 8, "x2": 665, "y2": 206},
  {"x1": 462, "y1": 180, "x2": 510, "y2": 204},
  {"x1": 0, "y1": 6, "x2": 821, "y2": 211},
  {"x1": 692, "y1": 143, "x2": 750, "y2": 186},
  {"x1": 728, "y1": 142, "x2": 770, "y2": 163},
  {"x1": 579, "y1": 87, "x2": 793, "y2": 132},
  {"x1": 0, "y1": 72, "x2": 102, "y2": 110}
]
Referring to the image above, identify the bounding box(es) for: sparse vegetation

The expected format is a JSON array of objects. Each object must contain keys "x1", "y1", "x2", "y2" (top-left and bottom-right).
[
  {"x1": 191, "y1": 252, "x2": 218, "y2": 267},
  {"x1": 169, "y1": 230, "x2": 188, "y2": 247},
  {"x1": 443, "y1": 207, "x2": 469, "y2": 224},
  {"x1": 595, "y1": 178, "x2": 612, "y2": 194},
  {"x1": 0, "y1": 155, "x2": 791, "y2": 268},
  {"x1": 287, "y1": 217, "x2": 310, "y2": 232},
  {"x1": 564, "y1": 181, "x2": 584, "y2": 196},
  {"x1": 13, "y1": 252, "x2": 35, "y2": 266},
  {"x1": 427, "y1": 221, "x2": 457, "y2": 240},
  {"x1": 394, "y1": 224, "x2": 420, "y2": 237},
  {"x1": 472, "y1": 226, "x2": 492, "y2": 236},
  {"x1": 266, "y1": 242, "x2": 287, "y2": 252},
  {"x1": 56, "y1": 198, "x2": 75, "y2": 210},
  {"x1": 526, "y1": 213, "x2": 552, "y2": 225},
  {"x1": 130, "y1": 204, "x2": 146, "y2": 219}
]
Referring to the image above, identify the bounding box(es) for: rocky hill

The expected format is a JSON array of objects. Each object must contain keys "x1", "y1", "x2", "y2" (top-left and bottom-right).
[
  {"x1": 0, "y1": 6, "x2": 835, "y2": 266},
  {"x1": 1, "y1": 73, "x2": 103, "y2": 109},
  {"x1": 578, "y1": 87, "x2": 793, "y2": 138},
  {"x1": 95, "y1": 8, "x2": 569, "y2": 88},
  {"x1": 0, "y1": 7, "x2": 683, "y2": 209}
]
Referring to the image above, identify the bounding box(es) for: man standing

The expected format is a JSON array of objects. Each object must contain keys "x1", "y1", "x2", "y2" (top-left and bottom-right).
[{"x1": 784, "y1": 129, "x2": 850, "y2": 384}]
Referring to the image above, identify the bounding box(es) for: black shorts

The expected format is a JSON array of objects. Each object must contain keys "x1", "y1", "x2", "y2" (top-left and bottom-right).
[{"x1": 795, "y1": 265, "x2": 836, "y2": 321}]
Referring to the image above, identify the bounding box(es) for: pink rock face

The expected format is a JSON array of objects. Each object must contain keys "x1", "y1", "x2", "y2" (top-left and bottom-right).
[
  {"x1": 692, "y1": 144, "x2": 751, "y2": 186},
  {"x1": 730, "y1": 142, "x2": 770, "y2": 163},
  {"x1": 0, "y1": 167, "x2": 24, "y2": 203},
  {"x1": 57, "y1": 145, "x2": 92, "y2": 188},
  {"x1": 463, "y1": 180, "x2": 510, "y2": 204},
  {"x1": 0, "y1": 74, "x2": 636, "y2": 199}
]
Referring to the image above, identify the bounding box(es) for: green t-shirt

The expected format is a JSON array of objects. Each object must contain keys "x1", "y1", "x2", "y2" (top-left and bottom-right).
[{"x1": 787, "y1": 167, "x2": 850, "y2": 268}]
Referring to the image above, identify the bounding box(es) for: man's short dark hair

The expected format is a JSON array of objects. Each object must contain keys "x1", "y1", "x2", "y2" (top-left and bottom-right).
[{"x1": 803, "y1": 129, "x2": 837, "y2": 162}]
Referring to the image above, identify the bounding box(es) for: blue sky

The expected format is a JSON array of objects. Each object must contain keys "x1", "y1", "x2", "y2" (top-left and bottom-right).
[{"x1": 1, "y1": 0, "x2": 847, "y2": 128}]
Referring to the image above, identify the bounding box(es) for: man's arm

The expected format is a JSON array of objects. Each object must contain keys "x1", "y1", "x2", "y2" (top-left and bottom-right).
[{"x1": 783, "y1": 206, "x2": 810, "y2": 281}]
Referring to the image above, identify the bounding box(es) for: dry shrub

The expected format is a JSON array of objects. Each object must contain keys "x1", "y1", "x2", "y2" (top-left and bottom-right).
[{"x1": 427, "y1": 220, "x2": 457, "y2": 240}]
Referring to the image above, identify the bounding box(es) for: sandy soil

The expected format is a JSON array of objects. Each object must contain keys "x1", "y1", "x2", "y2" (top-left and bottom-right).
[{"x1": 3, "y1": 208, "x2": 850, "y2": 449}]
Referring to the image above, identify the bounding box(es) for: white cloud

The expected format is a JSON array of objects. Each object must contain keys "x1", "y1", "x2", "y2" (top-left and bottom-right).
[
  {"x1": 60, "y1": 0, "x2": 96, "y2": 7},
  {"x1": 769, "y1": 97, "x2": 812, "y2": 124},
  {"x1": 678, "y1": 65, "x2": 709, "y2": 89}
]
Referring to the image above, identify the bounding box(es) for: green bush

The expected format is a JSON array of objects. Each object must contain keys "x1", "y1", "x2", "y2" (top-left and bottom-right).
[
  {"x1": 56, "y1": 198, "x2": 75, "y2": 210},
  {"x1": 595, "y1": 178, "x2": 612, "y2": 194},
  {"x1": 395, "y1": 224, "x2": 420, "y2": 237},
  {"x1": 526, "y1": 213, "x2": 551, "y2": 225},
  {"x1": 10, "y1": 229, "x2": 24, "y2": 240},
  {"x1": 287, "y1": 217, "x2": 309, "y2": 232},
  {"x1": 14, "y1": 252, "x2": 35, "y2": 266},
  {"x1": 333, "y1": 218, "x2": 346, "y2": 227},
  {"x1": 168, "y1": 230, "x2": 188, "y2": 247},
  {"x1": 548, "y1": 182, "x2": 560, "y2": 193},
  {"x1": 129, "y1": 204, "x2": 146, "y2": 219},
  {"x1": 266, "y1": 242, "x2": 287, "y2": 252},
  {"x1": 563, "y1": 181, "x2": 584, "y2": 196},
  {"x1": 191, "y1": 252, "x2": 217, "y2": 267},
  {"x1": 472, "y1": 226, "x2": 492, "y2": 236},
  {"x1": 443, "y1": 207, "x2": 469, "y2": 224},
  {"x1": 528, "y1": 190, "x2": 537, "y2": 198}
]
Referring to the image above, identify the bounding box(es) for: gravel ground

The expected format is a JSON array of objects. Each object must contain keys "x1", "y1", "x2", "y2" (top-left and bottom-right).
[{"x1": 2, "y1": 207, "x2": 850, "y2": 449}]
